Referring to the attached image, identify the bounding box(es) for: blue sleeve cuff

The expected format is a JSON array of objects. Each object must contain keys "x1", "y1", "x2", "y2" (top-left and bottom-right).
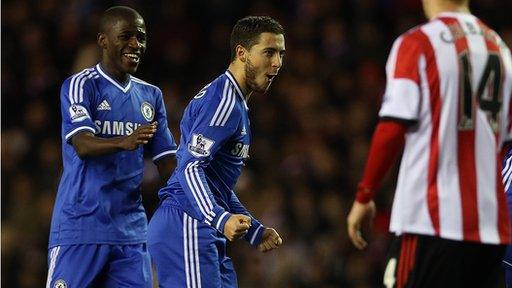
[
  {"x1": 245, "y1": 218, "x2": 265, "y2": 246},
  {"x1": 211, "y1": 208, "x2": 231, "y2": 234}
]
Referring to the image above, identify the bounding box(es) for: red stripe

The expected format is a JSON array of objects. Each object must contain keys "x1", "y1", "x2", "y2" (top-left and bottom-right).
[
  {"x1": 477, "y1": 20, "x2": 512, "y2": 244},
  {"x1": 397, "y1": 236, "x2": 407, "y2": 288},
  {"x1": 409, "y1": 29, "x2": 441, "y2": 235},
  {"x1": 439, "y1": 17, "x2": 480, "y2": 241}
]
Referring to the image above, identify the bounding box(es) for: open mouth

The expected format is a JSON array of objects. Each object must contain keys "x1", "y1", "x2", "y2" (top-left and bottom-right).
[{"x1": 123, "y1": 53, "x2": 140, "y2": 64}]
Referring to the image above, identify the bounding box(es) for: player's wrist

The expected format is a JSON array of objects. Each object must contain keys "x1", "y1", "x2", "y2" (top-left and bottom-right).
[
  {"x1": 355, "y1": 183, "x2": 375, "y2": 204},
  {"x1": 212, "y1": 210, "x2": 231, "y2": 234}
]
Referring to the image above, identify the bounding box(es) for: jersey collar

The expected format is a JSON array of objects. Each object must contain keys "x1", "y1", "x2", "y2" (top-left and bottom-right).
[
  {"x1": 224, "y1": 70, "x2": 248, "y2": 109},
  {"x1": 96, "y1": 64, "x2": 132, "y2": 93}
]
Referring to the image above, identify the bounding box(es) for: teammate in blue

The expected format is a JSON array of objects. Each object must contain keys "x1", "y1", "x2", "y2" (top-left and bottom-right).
[
  {"x1": 148, "y1": 16, "x2": 285, "y2": 288},
  {"x1": 46, "y1": 6, "x2": 177, "y2": 287},
  {"x1": 504, "y1": 146, "x2": 512, "y2": 287}
]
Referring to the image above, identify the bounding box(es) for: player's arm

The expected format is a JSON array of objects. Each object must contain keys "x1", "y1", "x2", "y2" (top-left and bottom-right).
[
  {"x1": 60, "y1": 72, "x2": 157, "y2": 159},
  {"x1": 176, "y1": 88, "x2": 250, "y2": 241},
  {"x1": 146, "y1": 88, "x2": 178, "y2": 182},
  {"x1": 348, "y1": 33, "x2": 423, "y2": 249},
  {"x1": 71, "y1": 123, "x2": 156, "y2": 159},
  {"x1": 227, "y1": 191, "x2": 282, "y2": 251}
]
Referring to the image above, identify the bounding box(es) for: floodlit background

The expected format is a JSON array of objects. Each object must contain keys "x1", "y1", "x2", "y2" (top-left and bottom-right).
[{"x1": 2, "y1": 0, "x2": 511, "y2": 287}]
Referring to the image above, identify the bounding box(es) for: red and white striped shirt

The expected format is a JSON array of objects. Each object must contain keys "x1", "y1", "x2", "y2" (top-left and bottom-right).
[{"x1": 380, "y1": 12, "x2": 512, "y2": 244}]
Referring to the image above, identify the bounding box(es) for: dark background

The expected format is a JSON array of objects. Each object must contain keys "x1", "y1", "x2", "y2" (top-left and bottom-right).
[{"x1": 2, "y1": 0, "x2": 511, "y2": 287}]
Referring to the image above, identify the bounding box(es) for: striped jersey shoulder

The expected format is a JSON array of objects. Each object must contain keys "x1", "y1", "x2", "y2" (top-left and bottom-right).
[
  {"x1": 193, "y1": 74, "x2": 240, "y2": 127},
  {"x1": 62, "y1": 67, "x2": 100, "y2": 105}
]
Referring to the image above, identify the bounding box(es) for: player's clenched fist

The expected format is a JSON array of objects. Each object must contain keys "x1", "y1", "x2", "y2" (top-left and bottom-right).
[
  {"x1": 258, "y1": 228, "x2": 283, "y2": 252},
  {"x1": 223, "y1": 214, "x2": 251, "y2": 241},
  {"x1": 121, "y1": 121, "x2": 158, "y2": 150}
]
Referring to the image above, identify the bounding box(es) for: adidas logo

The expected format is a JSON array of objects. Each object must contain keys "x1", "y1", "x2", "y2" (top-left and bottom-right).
[
  {"x1": 241, "y1": 125, "x2": 247, "y2": 135},
  {"x1": 97, "y1": 100, "x2": 111, "y2": 111}
]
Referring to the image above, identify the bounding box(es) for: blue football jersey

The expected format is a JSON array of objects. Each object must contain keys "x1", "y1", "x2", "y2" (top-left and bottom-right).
[
  {"x1": 159, "y1": 71, "x2": 264, "y2": 246},
  {"x1": 49, "y1": 64, "x2": 177, "y2": 247}
]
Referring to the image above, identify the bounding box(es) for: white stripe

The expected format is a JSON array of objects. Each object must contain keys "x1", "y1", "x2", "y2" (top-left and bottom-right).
[
  {"x1": 224, "y1": 71, "x2": 245, "y2": 101},
  {"x1": 185, "y1": 162, "x2": 214, "y2": 222},
  {"x1": 45, "y1": 246, "x2": 60, "y2": 288},
  {"x1": 78, "y1": 72, "x2": 98, "y2": 103},
  {"x1": 68, "y1": 69, "x2": 91, "y2": 104},
  {"x1": 152, "y1": 150, "x2": 177, "y2": 161},
  {"x1": 215, "y1": 211, "x2": 230, "y2": 231},
  {"x1": 502, "y1": 156, "x2": 512, "y2": 176},
  {"x1": 183, "y1": 214, "x2": 191, "y2": 288},
  {"x1": 73, "y1": 70, "x2": 92, "y2": 103},
  {"x1": 220, "y1": 88, "x2": 237, "y2": 126},
  {"x1": 503, "y1": 156, "x2": 512, "y2": 180},
  {"x1": 505, "y1": 175, "x2": 512, "y2": 192},
  {"x1": 186, "y1": 162, "x2": 214, "y2": 219},
  {"x1": 194, "y1": 219, "x2": 201, "y2": 288},
  {"x1": 192, "y1": 164, "x2": 214, "y2": 212},
  {"x1": 65, "y1": 126, "x2": 96, "y2": 140},
  {"x1": 209, "y1": 80, "x2": 230, "y2": 126},
  {"x1": 188, "y1": 216, "x2": 197, "y2": 288},
  {"x1": 214, "y1": 88, "x2": 234, "y2": 126},
  {"x1": 250, "y1": 225, "x2": 263, "y2": 245}
]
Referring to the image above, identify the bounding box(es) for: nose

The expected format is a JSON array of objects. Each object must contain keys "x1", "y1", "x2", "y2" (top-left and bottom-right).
[
  {"x1": 128, "y1": 36, "x2": 142, "y2": 49},
  {"x1": 272, "y1": 54, "x2": 283, "y2": 69}
]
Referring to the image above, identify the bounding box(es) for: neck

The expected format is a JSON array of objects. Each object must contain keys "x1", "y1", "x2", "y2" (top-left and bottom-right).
[
  {"x1": 429, "y1": 1, "x2": 470, "y2": 20},
  {"x1": 227, "y1": 61, "x2": 252, "y2": 99},
  {"x1": 100, "y1": 59, "x2": 129, "y2": 84}
]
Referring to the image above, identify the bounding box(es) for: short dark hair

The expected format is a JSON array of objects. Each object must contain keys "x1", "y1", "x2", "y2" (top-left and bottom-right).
[
  {"x1": 99, "y1": 6, "x2": 143, "y2": 33},
  {"x1": 230, "y1": 16, "x2": 285, "y2": 62}
]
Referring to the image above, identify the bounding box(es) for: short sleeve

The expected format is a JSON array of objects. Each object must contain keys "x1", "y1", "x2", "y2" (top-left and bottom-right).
[
  {"x1": 379, "y1": 33, "x2": 423, "y2": 121},
  {"x1": 148, "y1": 89, "x2": 178, "y2": 161},
  {"x1": 61, "y1": 70, "x2": 98, "y2": 142}
]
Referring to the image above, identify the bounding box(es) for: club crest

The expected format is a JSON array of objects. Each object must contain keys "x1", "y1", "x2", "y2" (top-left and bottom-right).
[{"x1": 141, "y1": 102, "x2": 155, "y2": 121}]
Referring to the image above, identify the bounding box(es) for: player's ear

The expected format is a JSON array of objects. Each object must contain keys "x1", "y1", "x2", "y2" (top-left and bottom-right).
[
  {"x1": 236, "y1": 45, "x2": 246, "y2": 63},
  {"x1": 97, "y1": 33, "x2": 107, "y2": 49}
]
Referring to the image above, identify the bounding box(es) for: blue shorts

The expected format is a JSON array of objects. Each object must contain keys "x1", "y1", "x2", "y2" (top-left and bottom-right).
[
  {"x1": 46, "y1": 243, "x2": 152, "y2": 288},
  {"x1": 148, "y1": 203, "x2": 237, "y2": 288}
]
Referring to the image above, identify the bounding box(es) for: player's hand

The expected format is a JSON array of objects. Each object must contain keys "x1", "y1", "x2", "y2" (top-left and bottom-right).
[
  {"x1": 223, "y1": 214, "x2": 251, "y2": 241},
  {"x1": 258, "y1": 227, "x2": 283, "y2": 253},
  {"x1": 121, "y1": 122, "x2": 158, "y2": 150},
  {"x1": 347, "y1": 200, "x2": 376, "y2": 250}
]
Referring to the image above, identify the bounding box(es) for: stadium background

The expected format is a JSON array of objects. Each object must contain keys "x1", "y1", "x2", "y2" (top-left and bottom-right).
[{"x1": 2, "y1": 0, "x2": 511, "y2": 287}]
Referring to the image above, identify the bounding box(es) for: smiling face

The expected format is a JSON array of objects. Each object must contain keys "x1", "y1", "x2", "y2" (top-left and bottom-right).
[
  {"x1": 98, "y1": 14, "x2": 146, "y2": 78},
  {"x1": 243, "y1": 32, "x2": 285, "y2": 94}
]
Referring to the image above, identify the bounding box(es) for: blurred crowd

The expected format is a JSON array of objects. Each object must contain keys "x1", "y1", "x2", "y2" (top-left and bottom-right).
[{"x1": 2, "y1": 0, "x2": 511, "y2": 287}]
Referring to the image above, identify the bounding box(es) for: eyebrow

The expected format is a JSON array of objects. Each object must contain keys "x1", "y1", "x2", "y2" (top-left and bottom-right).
[{"x1": 263, "y1": 47, "x2": 286, "y2": 53}]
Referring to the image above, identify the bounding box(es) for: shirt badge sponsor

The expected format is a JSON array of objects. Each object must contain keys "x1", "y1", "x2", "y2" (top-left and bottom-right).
[
  {"x1": 69, "y1": 104, "x2": 90, "y2": 123},
  {"x1": 188, "y1": 133, "x2": 215, "y2": 157},
  {"x1": 141, "y1": 102, "x2": 154, "y2": 121},
  {"x1": 54, "y1": 279, "x2": 68, "y2": 288}
]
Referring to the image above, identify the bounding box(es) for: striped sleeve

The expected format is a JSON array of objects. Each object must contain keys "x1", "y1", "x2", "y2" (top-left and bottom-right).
[
  {"x1": 176, "y1": 80, "x2": 241, "y2": 233},
  {"x1": 379, "y1": 30, "x2": 424, "y2": 121},
  {"x1": 60, "y1": 69, "x2": 99, "y2": 142}
]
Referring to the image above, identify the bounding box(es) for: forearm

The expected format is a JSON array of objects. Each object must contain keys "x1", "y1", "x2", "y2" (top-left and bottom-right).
[
  {"x1": 71, "y1": 132, "x2": 127, "y2": 159},
  {"x1": 355, "y1": 120, "x2": 407, "y2": 203},
  {"x1": 177, "y1": 162, "x2": 230, "y2": 231}
]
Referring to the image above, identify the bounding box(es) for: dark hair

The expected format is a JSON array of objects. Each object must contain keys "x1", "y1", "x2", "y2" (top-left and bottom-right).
[
  {"x1": 99, "y1": 6, "x2": 143, "y2": 33},
  {"x1": 230, "y1": 16, "x2": 285, "y2": 62}
]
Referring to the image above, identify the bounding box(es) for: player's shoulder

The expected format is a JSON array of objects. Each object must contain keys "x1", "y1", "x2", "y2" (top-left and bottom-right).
[
  {"x1": 62, "y1": 66, "x2": 100, "y2": 88},
  {"x1": 130, "y1": 75, "x2": 163, "y2": 95},
  {"x1": 190, "y1": 73, "x2": 234, "y2": 105}
]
